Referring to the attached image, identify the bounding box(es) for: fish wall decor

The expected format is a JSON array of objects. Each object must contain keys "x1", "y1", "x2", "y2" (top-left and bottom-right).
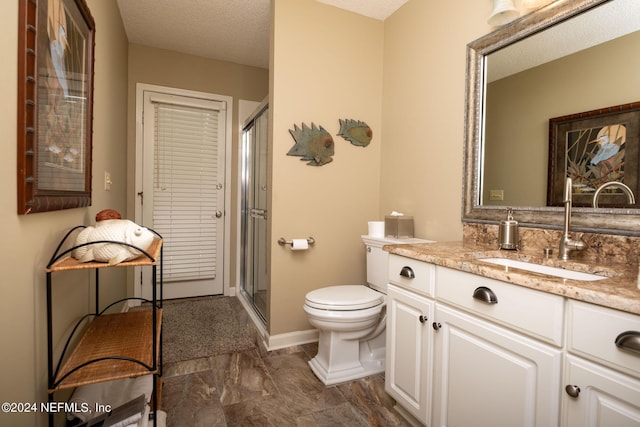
[
  {"x1": 287, "y1": 123, "x2": 335, "y2": 166},
  {"x1": 337, "y1": 119, "x2": 372, "y2": 147}
]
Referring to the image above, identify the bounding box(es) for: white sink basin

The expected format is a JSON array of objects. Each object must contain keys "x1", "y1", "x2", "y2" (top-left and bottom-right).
[{"x1": 478, "y1": 257, "x2": 607, "y2": 281}]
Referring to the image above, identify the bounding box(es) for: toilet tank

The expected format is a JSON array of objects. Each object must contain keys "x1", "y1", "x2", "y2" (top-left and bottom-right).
[{"x1": 361, "y1": 236, "x2": 432, "y2": 293}]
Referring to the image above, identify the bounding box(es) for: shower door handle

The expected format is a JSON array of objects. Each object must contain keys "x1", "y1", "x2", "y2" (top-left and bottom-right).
[{"x1": 251, "y1": 208, "x2": 268, "y2": 220}]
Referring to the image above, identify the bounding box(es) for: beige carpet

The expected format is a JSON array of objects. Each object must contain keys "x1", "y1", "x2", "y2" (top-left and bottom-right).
[{"x1": 161, "y1": 296, "x2": 255, "y2": 364}]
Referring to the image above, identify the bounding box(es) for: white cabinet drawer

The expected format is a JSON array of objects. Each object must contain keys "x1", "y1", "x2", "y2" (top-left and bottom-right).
[
  {"x1": 388, "y1": 255, "x2": 435, "y2": 297},
  {"x1": 567, "y1": 300, "x2": 640, "y2": 378},
  {"x1": 436, "y1": 267, "x2": 564, "y2": 346}
]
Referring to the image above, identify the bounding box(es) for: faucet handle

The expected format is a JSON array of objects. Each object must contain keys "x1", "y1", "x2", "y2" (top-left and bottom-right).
[
  {"x1": 569, "y1": 232, "x2": 587, "y2": 250},
  {"x1": 571, "y1": 239, "x2": 587, "y2": 250}
]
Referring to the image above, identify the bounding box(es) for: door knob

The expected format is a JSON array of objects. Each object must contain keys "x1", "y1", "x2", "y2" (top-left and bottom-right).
[
  {"x1": 215, "y1": 210, "x2": 223, "y2": 218},
  {"x1": 565, "y1": 385, "x2": 580, "y2": 398},
  {"x1": 432, "y1": 322, "x2": 442, "y2": 331},
  {"x1": 418, "y1": 315, "x2": 428, "y2": 323}
]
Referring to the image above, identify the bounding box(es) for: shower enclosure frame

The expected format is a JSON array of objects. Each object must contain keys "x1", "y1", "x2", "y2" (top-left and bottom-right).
[{"x1": 240, "y1": 98, "x2": 270, "y2": 325}]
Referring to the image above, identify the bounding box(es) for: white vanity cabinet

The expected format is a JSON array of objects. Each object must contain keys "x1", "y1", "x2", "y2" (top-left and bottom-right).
[
  {"x1": 386, "y1": 284, "x2": 434, "y2": 424},
  {"x1": 432, "y1": 267, "x2": 563, "y2": 427},
  {"x1": 386, "y1": 253, "x2": 640, "y2": 427},
  {"x1": 385, "y1": 255, "x2": 436, "y2": 425},
  {"x1": 562, "y1": 300, "x2": 640, "y2": 427}
]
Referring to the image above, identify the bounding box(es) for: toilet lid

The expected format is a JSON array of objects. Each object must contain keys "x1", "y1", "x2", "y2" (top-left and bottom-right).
[{"x1": 305, "y1": 285, "x2": 384, "y2": 310}]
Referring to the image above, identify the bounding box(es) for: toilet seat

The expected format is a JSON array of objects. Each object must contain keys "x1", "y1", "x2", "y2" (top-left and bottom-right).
[{"x1": 305, "y1": 285, "x2": 383, "y2": 311}]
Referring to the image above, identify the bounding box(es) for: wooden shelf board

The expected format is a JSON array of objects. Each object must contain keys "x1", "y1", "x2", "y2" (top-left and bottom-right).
[{"x1": 50, "y1": 309, "x2": 162, "y2": 392}]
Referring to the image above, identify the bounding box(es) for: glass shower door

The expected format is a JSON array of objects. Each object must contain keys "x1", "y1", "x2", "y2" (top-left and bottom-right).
[{"x1": 241, "y1": 102, "x2": 269, "y2": 323}]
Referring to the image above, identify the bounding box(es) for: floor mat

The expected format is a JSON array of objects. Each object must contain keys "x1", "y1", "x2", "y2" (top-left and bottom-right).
[{"x1": 161, "y1": 296, "x2": 255, "y2": 364}]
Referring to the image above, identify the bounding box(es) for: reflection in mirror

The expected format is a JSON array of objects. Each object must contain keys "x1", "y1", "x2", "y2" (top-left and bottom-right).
[
  {"x1": 546, "y1": 102, "x2": 640, "y2": 208},
  {"x1": 463, "y1": 0, "x2": 640, "y2": 235}
]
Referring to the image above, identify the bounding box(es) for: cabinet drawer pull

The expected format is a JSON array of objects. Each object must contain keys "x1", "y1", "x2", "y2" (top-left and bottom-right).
[
  {"x1": 565, "y1": 384, "x2": 580, "y2": 398},
  {"x1": 615, "y1": 331, "x2": 640, "y2": 354},
  {"x1": 400, "y1": 266, "x2": 415, "y2": 279},
  {"x1": 418, "y1": 315, "x2": 428, "y2": 323},
  {"x1": 472, "y1": 286, "x2": 498, "y2": 304}
]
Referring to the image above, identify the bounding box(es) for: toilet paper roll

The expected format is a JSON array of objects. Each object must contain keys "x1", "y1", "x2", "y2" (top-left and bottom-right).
[
  {"x1": 368, "y1": 221, "x2": 385, "y2": 238},
  {"x1": 291, "y1": 239, "x2": 309, "y2": 250}
]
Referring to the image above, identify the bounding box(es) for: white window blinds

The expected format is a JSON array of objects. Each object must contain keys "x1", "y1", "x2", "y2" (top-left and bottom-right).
[{"x1": 152, "y1": 100, "x2": 222, "y2": 283}]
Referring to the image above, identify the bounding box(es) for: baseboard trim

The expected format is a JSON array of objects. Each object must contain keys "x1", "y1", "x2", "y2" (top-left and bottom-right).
[
  {"x1": 236, "y1": 292, "x2": 318, "y2": 352},
  {"x1": 266, "y1": 329, "x2": 318, "y2": 351}
]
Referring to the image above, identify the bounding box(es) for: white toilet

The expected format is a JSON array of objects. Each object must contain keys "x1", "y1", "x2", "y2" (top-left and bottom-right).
[{"x1": 304, "y1": 235, "x2": 428, "y2": 385}]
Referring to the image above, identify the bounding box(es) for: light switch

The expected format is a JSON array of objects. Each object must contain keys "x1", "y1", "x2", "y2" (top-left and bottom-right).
[
  {"x1": 104, "y1": 171, "x2": 112, "y2": 191},
  {"x1": 489, "y1": 189, "x2": 504, "y2": 201}
]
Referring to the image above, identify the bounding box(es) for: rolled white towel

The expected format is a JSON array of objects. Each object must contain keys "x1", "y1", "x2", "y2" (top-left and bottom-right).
[{"x1": 67, "y1": 375, "x2": 153, "y2": 422}]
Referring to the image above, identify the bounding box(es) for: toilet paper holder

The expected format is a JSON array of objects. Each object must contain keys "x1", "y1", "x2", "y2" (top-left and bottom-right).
[{"x1": 277, "y1": 237, "x2": 315, "y2": 246}]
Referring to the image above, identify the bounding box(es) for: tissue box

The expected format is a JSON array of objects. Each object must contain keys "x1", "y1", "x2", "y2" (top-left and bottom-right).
[{"x1": 384, "y1": 216, "x2": 414, "y2": 238}]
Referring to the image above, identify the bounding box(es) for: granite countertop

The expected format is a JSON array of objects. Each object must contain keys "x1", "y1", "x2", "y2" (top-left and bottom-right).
[{"x1": 383, "y1": 241, "x2": 640, "y2": 316}]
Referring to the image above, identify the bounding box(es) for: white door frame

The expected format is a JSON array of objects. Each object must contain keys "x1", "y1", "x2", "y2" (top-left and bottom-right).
[{"x1": 134, "y1": 83, "x2": 233, "y2": 299}]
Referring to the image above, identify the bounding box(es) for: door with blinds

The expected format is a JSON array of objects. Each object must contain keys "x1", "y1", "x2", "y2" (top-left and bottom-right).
[{"x1": 138, "y1": 89, "x2": 227, "y2": 299}]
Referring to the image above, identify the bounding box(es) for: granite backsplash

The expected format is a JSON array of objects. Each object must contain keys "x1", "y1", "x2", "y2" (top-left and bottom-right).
[{"x1": 463, "y1": 223, "x2": 640, "y2": 266}]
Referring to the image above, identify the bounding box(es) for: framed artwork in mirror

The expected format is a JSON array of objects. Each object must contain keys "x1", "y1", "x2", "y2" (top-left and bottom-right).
[
  {"x1": 17, "y1": 0, "x2": 95, "y2": 214},
  {"x1": 547, "y1": 101, "x2": 640, "y2": 208}
]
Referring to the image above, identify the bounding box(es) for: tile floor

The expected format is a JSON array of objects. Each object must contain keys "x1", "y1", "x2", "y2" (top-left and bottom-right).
[{"x1": 161, "y1": 299, "x2": 412, "y2": 426}]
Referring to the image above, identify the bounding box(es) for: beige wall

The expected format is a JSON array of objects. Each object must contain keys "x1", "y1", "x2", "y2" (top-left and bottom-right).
[
  {"x1": 269, "y1": 0, "x2": 384, "y2": 335},
  {"x1": 380, "y1": 0, "x2": 489, "y2": 242},
  {"x1": 265, "y1": 0, "x2": 492, "y2": 337},
  {"x1": 484, "y1": 30, "x2": 640, "y2": 206},
  {"x1": 125, "y1": 44, "x2": 269, "y2": 289},
  {"x1": 0, "y1": 1, "x2": 129, "y2": 425}
]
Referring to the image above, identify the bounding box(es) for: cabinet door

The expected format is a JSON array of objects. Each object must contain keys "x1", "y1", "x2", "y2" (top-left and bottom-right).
[
  {"x1": 385, "y1": 284, "x2": 435, "y2": 424},
  {"x1": 432, "y1": 304, "x2": 562, "y2": 427},
  {"x1": 563, "y1": 355, "x2": 640, "y2": 427}
]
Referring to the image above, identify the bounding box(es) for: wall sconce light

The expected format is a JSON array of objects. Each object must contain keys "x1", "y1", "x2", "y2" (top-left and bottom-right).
[{"x1": 488, "y1": 0, "x2": 519, "y2": 26}]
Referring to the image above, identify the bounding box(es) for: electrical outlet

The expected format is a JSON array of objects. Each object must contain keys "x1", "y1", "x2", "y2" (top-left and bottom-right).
[
  {"x1": 104, "y1": 171, "x2": 112, "y2": 191},
  {"x1": 489, "y1": 189, "x2": 504, "y2": 201}
]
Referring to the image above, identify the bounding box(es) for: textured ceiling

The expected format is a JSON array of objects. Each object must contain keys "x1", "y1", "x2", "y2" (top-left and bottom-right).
[
  {"x1": 116, "y1": 0, "x2": 409, "y2": 69},
  {"x1": 488, "y1": 0, "x2": 640, "y2": 82},
  {"x1": 315, "y1": 0, "x2": 409, "y2": 20}
]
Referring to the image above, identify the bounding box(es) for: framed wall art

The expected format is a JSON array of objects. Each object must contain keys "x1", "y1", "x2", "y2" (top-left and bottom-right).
[
  {"x1": 17, "y1": 0, "x2": 95, "y2": 214},
  {"x1": 547, "y1": 101, "x2": 640, "y2": 208}
]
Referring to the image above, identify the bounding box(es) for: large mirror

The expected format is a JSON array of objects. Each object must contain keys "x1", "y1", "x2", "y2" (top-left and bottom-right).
[{"x1": 463, "y1": 0, "x2": 640, "y2": 235}]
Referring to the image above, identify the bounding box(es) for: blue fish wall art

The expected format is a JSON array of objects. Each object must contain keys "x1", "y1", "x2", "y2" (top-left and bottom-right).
[
  {"x1": 287, "y1": 123, "x2": 335, "y2": 166},
  {"x1": 337, "y1": 119, "x2": 372, "y2": 147}
]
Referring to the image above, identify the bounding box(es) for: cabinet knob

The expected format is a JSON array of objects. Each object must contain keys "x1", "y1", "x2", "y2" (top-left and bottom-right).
[
  {"x1": 473, "y1": 286, "x2": 498, "y2": 304},
  {"x1": 615, "y1": 331, "x2": 640, "y2": 355},
  {"x1": 400, "y1": 266, "x2": 415, "y2": 279},
  {"x1": 565, "y1": 384, "x2": 581, "y2": 398},
  {"x1": 418, "y1": 315, "x2": 428, "y2": 323},
  {"x1": 432, "y1": 322, "x2": 442, "y2": 331}
]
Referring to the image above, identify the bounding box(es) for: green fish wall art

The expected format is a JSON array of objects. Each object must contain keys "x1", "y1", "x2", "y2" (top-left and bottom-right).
[
  {"x1": 287, "y1": 123, "x2": 335, "y2": 166},
  {"x1": 337, "y1": 119, "x2": 372, "y2": 147}
]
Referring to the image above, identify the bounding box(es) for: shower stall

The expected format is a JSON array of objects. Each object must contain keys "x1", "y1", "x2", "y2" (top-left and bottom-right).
[{"x1": 240, "y1": 99, "x2": 269, "y2": 324}]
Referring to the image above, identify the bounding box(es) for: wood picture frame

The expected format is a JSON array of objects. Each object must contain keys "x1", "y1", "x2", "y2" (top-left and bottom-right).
[
  {"x1": 17, "y1": 0, "x2": 95, "y2": 214},
  {"x1": 547, "y1": 101, "x2": 640, "y2": 208}
]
